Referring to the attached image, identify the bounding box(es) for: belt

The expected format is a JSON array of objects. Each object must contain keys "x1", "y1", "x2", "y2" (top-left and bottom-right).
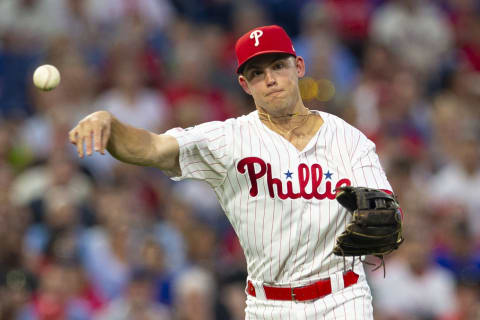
[{"x1": 247, "y1": 270, "x2": 359, "y2": 302}]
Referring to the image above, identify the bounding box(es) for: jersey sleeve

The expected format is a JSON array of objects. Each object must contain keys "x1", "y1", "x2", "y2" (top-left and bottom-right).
[
  {"x1": 164, "y1": 121, "x2": 232, "y2": 188},
  {"x1": 350, "y1": 131, "x2": 393, "y2": 192}
]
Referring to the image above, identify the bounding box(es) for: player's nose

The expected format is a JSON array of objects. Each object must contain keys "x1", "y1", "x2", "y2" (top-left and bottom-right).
[{"x1": 264, "y1": 69, "x2": 277, "y2": 87}]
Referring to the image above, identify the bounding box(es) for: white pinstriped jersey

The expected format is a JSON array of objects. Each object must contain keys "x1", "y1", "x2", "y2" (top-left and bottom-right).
[{"x1": 166, "y1": 110, "x2": 392, "y2": 285}]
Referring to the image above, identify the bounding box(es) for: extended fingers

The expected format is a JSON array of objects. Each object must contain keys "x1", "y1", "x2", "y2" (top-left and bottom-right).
[
  {"x1": 70, "y1": 112, "x2": 112, "y2": 158},
  {"x1": 69, "y1": 123, "x2": 93, "y2": 158},
  {"x1": 69, "y1": 128, "x2": 84, "y2": 157},
  {"x1": 84, "y1": 126, "x2": 94, "y2": 156},
  {"x1": 78, "y1": 134, "x2": 85, "y2": 157},
  {"x1": 100, "y1": 124, "x2": 111, "y2": 155},
  {"x1": 68, "y1": 129, "x2": 77, "y2": 145},
  {"x1": 94, "y1": 125, "x2": 102, "y2": 153}
]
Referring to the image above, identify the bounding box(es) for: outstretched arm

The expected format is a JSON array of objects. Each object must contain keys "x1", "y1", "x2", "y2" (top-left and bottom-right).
[{"x1": 69, "y1": 111, "x2": 180, "y2": 175}]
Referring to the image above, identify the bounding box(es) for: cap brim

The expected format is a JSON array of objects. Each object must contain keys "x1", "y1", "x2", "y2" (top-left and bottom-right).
[{"x1": 236, "y1": 50, "x2": 296, "y2": 74}]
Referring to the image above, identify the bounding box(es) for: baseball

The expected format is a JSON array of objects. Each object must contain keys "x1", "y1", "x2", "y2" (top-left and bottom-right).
[{"x1": 33, "y1": 64, "x2": 61, "y2": 91}]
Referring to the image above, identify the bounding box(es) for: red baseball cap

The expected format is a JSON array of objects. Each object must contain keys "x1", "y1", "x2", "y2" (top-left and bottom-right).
[{"x1": 235, "y1": 25, "x2": 296, "y2": 74}]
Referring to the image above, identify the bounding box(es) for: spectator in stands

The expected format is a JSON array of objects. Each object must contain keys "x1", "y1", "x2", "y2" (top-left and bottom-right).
[
  {"x1": 80, "y1": 187, "x2": 135, "y2": 300},
  {"x1": 17, "y1": 263, "x2": 92, "y2": 320},
  {"x1": 370, "y1": 0, "x2": 453, "y2": 77},
  {"x1": 370, "y1": 225, "x2": 457, "y2": 319},
  {"x1": 95, "y1": 268, "x2": 171, "y2": 320},
  {"x1": 173, "y1": 267, "x2": 215, "y2": 320}
]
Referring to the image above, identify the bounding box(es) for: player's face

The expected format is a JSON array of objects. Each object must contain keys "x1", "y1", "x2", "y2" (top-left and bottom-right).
[{"x1": 238, "y1": 54, "x2": 305, "y2": 116}]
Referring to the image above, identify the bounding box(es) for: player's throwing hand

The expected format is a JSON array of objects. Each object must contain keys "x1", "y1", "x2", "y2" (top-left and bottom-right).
[{"x1": 69, "y1": 110, "x2": 112, "y2": 158}]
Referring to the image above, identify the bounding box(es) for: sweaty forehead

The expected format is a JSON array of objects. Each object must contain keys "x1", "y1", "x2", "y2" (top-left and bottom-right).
[{"x1": 242, "y1": 53, "x2": 292, "y2": 73}]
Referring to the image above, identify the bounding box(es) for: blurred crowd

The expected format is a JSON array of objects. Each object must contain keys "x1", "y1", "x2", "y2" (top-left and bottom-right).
[{"x1": 1, "y1": 0, "x2": 480, "y2": 319}]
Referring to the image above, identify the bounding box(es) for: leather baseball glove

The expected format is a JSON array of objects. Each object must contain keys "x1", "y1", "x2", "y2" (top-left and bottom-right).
[{"x1": 333, "y1": 186, "x2": 404, "y2": 272}]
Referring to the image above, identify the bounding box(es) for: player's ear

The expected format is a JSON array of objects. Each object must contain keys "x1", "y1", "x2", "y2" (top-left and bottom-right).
[
  {"x1": 295, "y1": 56, "x2": 306, "y2": 78},
  {"x1": 238, "y1": 75, "x2": 252, "y2": 95}
]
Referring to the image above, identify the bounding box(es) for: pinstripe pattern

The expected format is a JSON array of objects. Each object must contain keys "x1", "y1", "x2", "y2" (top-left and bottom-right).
[{"x1": 166, "y1": 110, "x2": 390, "y2": 319}]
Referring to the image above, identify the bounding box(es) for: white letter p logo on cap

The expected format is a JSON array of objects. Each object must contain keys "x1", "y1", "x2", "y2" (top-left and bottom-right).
[{"x1": 250, "y1": 30, "x2": 263, "y2": 47}]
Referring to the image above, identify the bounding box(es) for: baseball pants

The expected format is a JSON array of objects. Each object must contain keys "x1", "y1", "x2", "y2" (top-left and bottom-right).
[{"x1": 245, "y1": 272, "x2": 373, "y2": 320}]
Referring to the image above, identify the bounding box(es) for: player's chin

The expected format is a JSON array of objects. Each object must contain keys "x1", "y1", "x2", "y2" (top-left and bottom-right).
[
  {"x1": 267, "y1": 94, "x2": 289, "y2": 106},
  {"x1": 260, "y1": 98, "x2": 288, "y2": 113}
]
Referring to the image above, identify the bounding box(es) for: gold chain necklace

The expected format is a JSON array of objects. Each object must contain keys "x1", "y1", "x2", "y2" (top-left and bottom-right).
[{"x1": 258, "y1": 109, "x2": 311, "y2": 137}]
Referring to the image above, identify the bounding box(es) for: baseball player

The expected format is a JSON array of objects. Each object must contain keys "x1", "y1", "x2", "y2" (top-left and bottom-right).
[{"x1": 70, "y1": 25, "x2": 402, "y2": 319}]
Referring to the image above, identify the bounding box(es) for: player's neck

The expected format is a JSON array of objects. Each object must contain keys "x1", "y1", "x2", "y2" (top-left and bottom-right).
[{"x1": 257, "y1": 104, "x2": 317, "y2": 139}]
